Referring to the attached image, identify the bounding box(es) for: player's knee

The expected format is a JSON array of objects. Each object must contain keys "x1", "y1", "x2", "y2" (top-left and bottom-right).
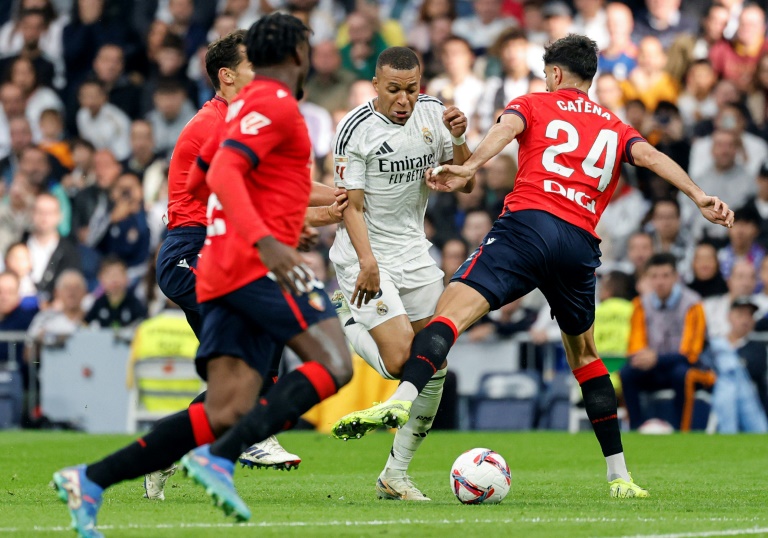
[
  {"x1": 205, "y1": 398, "x2": 253, "y2": 435},
  {"x1": 380, "y1": 343, "x2": 411, "y2": 378},
  {"x1": 318, "y1": 344, "x2": 354, "y2": 388}
]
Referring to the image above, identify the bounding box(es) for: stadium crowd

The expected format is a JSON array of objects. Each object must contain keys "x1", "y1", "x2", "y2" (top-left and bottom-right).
[{"x1": 0, "y1": 0, "x2": 766, "y2": 432}]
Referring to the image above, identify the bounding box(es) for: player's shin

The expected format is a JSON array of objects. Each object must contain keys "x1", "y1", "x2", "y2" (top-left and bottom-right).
[
  {"x1": 85, "y1": 404, "x2": 214, "y2": 489},
  {"x1": 210, "y1": 362, "x2": 339, "y2": 462},
  {"x1": 573, "y1": 360, "x2": 629, "y2": 482},
  {"x1": 390, "y1": 317, "x2": 457, "y2": 402},
  {"x1": 384, "y1": 366, "x2": 447, "y2": 474},
  {"x1": 344, "y1": 321, "x2": 396, "y2": 379}
]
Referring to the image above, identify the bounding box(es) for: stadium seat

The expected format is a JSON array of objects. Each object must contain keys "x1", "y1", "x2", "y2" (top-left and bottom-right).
[
  {"x1": 0, "y1": 367, "x2": 23, "y2": 429},
  {"x1": 127, "y1": 356, "x2": 203, "y2": 432},
  {"x1": 538, "y1": 371, "x2": 571, "y2": 430},
  {"x1": 468, "y1": 371, "x2": 541, "y2": 430}
]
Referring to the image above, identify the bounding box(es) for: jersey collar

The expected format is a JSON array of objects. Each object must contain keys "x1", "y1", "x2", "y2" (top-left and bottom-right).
[
  {"x1": 558, "y1": 87, "x2": 588, "y2": 96},
  {"x1": 212, "y1": 95, "x2": 227, "y2": 105}
]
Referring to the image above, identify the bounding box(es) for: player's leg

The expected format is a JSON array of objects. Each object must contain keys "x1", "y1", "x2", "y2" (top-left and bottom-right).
[{"x1": 546, "y1": 216, "x2": 647, "y2": 498}]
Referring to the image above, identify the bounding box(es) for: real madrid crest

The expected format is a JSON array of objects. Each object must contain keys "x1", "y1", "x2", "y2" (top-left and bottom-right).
[
  {"x1": 422, "y1": 127, "x2": 433, "y2": 145},
  {"x1": 376, "y1": 300, "x2": 389, "y2": 316}
]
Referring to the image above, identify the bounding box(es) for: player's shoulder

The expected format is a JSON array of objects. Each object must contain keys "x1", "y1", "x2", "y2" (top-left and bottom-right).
[
  {"x1": 334, "y1": 101, "x2": 377, "y2": 155},
  {"x1": 336, "y1": 101, "x2": 377, "y2": 130},
  {"x1": 416, "y1": 94, "x2": 444, "y2": 109},
  {"x1": 229, "y1": 79, "x2": 298, "y2": 118}
]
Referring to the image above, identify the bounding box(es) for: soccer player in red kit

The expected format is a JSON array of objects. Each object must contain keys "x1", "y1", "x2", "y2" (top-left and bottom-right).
[
  {"x1": 51, "y1": 15, "x2": 351, "y2": 535},
  {"x1": 335, "y1": 35, "x2": 735, "y2": 498}
]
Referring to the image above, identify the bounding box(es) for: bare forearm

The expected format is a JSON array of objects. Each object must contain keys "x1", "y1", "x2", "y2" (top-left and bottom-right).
[
  {"x1": 344, "y1": 204, "x2": 376, "y2": 264},
  {"x1": 634, "y1": 143, "x2": 705, "y2": 203},
  {"x1": 309, "y1": 182, "x2": 336, "y2": 206},
  {"x1": 463, "y1": 123, "x2": 516, "y2": 173},
  {"x1": 452, "y1": 143, "x2": 475, "y2": 193},
  {"x1": 305, "y1": 206, "x2": 339, "y2": 227}
]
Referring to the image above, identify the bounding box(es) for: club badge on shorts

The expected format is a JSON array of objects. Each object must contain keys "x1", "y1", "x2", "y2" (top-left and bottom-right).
[
  {"x1": 422, "y1": 127, "x2": 433, "y2": 145},
  {"x1": 308, "y1": 292, "x2": 326, "y2": 312},
  {"x1": 376, "y1": 300, "x2": 388, "y2": 316}
]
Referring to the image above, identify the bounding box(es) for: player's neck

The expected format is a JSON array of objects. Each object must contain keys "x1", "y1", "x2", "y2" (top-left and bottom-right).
[
  {"x1": 254, "y1": 68, "x2": 297, "y2": 97},
  {"x1": 215, "y1": 89, "x2": 232, "y2": 104}
]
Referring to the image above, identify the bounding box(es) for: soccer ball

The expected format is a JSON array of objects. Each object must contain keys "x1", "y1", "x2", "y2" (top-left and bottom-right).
[{"x1": 450, "y1": 448, "x2": 511, "y2": 504}]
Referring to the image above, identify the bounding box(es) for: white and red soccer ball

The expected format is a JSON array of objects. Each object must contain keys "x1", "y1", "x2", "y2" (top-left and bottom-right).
[{"x1": 450, "y1": 448, "x2": 511, "y2": 504}]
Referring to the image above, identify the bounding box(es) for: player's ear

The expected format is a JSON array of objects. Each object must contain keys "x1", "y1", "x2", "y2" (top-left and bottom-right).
[
  {"x1": 218, "y1": 67, "x2": 233, "y2": 86},
  {"x1": 372, "y1": 76, "x2": 378, "y2": 92}
]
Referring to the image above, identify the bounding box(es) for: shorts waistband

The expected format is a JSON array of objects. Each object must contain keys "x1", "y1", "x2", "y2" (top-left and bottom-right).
[{"x1": 166, "y1": 226, "x2": 207, "y2": 238}]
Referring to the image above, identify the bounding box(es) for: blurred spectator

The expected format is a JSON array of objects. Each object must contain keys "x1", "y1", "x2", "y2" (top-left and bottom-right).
[
  {"x1": 646, "y1": 198, "x2": 694, "y2": 278},
  {"x1": 5, "y1": 56, "x2": 63, "y2": 142},
  {"x1": 0, "y1": 0, "x2": 66, "y2": 67},
  {"x1": 740, "y1": 163, "x2": 768, "y2": 249},
  {"x1": 704, "y1": 259, "x2": 757, "y2": 338},
  {"x1": 542, "y1": 1, "x2": 574, "y2": 43},
  {"x1": 0, "y1": 173, "x2": 33, "y2": 254},
  {"x1": 452, "y1": 0, "x2": 519, "y2": 54},
  {"x1": 594, "y1": 270, "x2": 635, "y2": 357},
  {"x1": 141, "y1": 33, "x2": 197, "y2": 114},
  {"x1": 572, "y1": 0, "x2": 608, "y2": 50},
  {"x1": 25, "y1": 192, "x2": 79, "y2": 303},
  {"x1": 0, "y1": 9, "x2": 56, "y2": 89},
  {"x1": 594, "y1": 72, "x2": 626, "y2": 121},
  {"x1": 718, "y1": 206, "x2": 765, "y2": 280},
  {"x1": 666, "y1": 3, "x2": 729, "y2": 82},
  {"x1": 59, "y1": 137, "x2": 94, "y2": 199},
  {"x1": 63, "y1": 0, "x2": 130, "y2": 96},
  {"x1": 340, "y1": 11, "x2": 387, "y2": 80},
  {"x1": 426, "y1": 36, "x2": 484, "y2": 125},
  {"x1": 419, "y1": 15, "x2": 454, "y2": 80},
  {"x1": 72, "y1": 148, "x2": 121, "y2": 244},
  {"x1": 300, "y1": 100, "x2": 333, "y2": 168},
  {"x1": 676, "y1": 60, "x2": 718, "y2": 135},
  {"x1": 598, "y1": 2, "x2": 637, "y2": 81},
  {"x1": 38, "y1": 108, "x2": 71, "y2": 169},
  {"x1": 596, "y1": 174, "x2": 649, "y2": 262},
  {"x1": 165, "y1": 0, "x2": 207, "y2": 60},
  {"x1": 706, "y1": 297, "x2": 768, "y2": 433},
  {"x1": 624, "y1": 231, "x2": 654, "y2": 295},
  {"x1": 408, "y1": 0, "x2": 456, "y2": 54},
  {"x1": 27, "y1": 269, "x2": 87, "y2": 345},
  {"x1": 18, "y1": 145, "x2": 70, "y2": 235},
  {"x1": 0, "y1": 82, "x2": 26, "y2": 161},
  {"x1": 482, "y1": 154, "x2": 516, "y2": 215},
  {"x1": 90, "y1": 43, "x2": 142, "y2": 121},
  {"x1": 632, "y1": 0, "x2": 698, "y2": 49},
  {"x1": 621, "y1": 253, "x2": 707, "y2": 430},
  {"x1": 146, "y1": 79, "x2": 196, "y2": 157},
  {"x1": 76, "y1": 78, "x2": 132, "y2": 161},
  {"x1": 0, "y1": 115, "x2": 33, "y2": 184},
  {"x1": 478, "y1": 29, "x2": 536, "y2": 132},
  {"x1": 747, "y1": 52, "x2": 768, "y2": 133},
  {"x1": 687, "y1": 130, "x2": 757, "y2": 243},
  {"x1": 690, "y1": 104, "x2": 768, "y2": 181},
  {"x1": 440, "y1": 237, "x2": 469, "y2": 287},
  {"x1": 85, "y1": 256, "x2": 146, "y2": 329},
  {"x1": 0, "y1": 271, "x2": 37, "y2": 364},
  {"x1": 461, "y1": 209, "x2": 493, "y2": 249},
  {"x1": 621, "y1": 36, "x2": 679, "y2": 112},
  {"x1": 287, "y1": 0, "x2": 336, "y2": 47},
  {"x1": 122, "y1": 120, "x2": 160, "y2": 180},
  {"x1": 91, "y1": 172, "x2": 150, "y2": 280},
  {"x1": 304, "y1": 40, "x2": 357, "y2": 114},
  {"x1": 710, "y1": 4, "x2": 768, "y2": 92},
  {"x1": 754, "y1": 256, "x2": 768, "y2": 331},
  {"x1": 213, "y1": 0, "x2": 258, "y2": 31},
  {"x1": 4, "y1": 242, "x2": 37, "y2": 309},
  {"x1": 687, "y1": 242, "x2": 729, "y2": 299}
]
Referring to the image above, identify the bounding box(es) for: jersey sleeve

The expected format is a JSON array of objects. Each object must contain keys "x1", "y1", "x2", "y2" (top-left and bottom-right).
[
  {"x1": 500, "y1": 94, "x2": 533, "y2": 131},
  {"x1": 333, "y1": 117, "x2": 368, "y2": 190},
  {"x1": 186, "y1": 132, "x2": 219, "y2": 200},
  {"x1": 619, "y1": 124, "x2": 646, "y2": 166}
]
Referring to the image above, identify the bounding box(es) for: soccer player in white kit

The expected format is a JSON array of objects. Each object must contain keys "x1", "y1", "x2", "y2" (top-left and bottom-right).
[{"x1": 329, "y1": 47, "x2": 473, "y2": 500}]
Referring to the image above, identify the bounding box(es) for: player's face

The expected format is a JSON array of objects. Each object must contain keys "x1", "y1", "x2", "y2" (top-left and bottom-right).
[
  {"x1": 373, "y1": 65, "x2": 420, "y2": 125},
  {"x1": 231, "y1": 45, "x2": 254, "y2": 93}
]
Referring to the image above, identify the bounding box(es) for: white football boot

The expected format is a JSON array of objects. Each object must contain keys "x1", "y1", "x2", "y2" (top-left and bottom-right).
[
  {"x1": 238, "y1": 436, "x2": 301, "y2": 471},
  {"x1": 143, "y1": 465, "x2": 177, "y2": 500},
  {"x1": 375, "y1": 472, "x2": 431, "y2": 501}
]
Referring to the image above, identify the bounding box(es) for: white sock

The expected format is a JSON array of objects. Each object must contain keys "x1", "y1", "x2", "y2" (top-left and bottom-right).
[
  {"x1": 383, "y1": 367, "x2": 447, "y2": 475},
  {"x1": 342, "y1": 320, "x2": 396, "y2": 380},
  {"x1": 388, "y1": 381, "x2": 418, "y2": 402},
  {"x1": 606, "y1": 453, "x2": 630, "y2": 482}
]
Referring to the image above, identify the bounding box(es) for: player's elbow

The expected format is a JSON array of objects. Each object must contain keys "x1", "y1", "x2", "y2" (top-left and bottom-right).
[{"x1": 634, "y1": 145, "x2": 662, "y2": 170}]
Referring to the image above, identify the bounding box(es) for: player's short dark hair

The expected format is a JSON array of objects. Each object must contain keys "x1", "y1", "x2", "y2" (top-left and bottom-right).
[
  {"x1": 245, "y1": 13, "x2": 310, "y2": 68},
  {"x1": 543, "y1": 34, "x2": 598, "y2": 82},
  {"x1": 646, "y1": 253, "x2": 678, "y2": 272},
  {"x1": 205, "y1": 29, "x2": 247, "y2": 91},
  {"x1": 376, "y1": 46, "x2": 420, "y2": 72}
]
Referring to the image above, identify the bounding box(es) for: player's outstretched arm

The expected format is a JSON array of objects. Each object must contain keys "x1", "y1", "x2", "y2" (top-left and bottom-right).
[
  {"x1": 631, "y1": 141, "x2": 735, "y2": 228},
  {"x1": 310, "y1": 182, "x2": 337, "y2": 206},
  {"x1": 441, "y1": 105, "x2": 474, "y2": 193},
  {"x1": 427, "y1": 113, "x2": 524, "y2": 193},
  {"x1": 344, "y1": 189, "x2": 380, "y2": 308}
]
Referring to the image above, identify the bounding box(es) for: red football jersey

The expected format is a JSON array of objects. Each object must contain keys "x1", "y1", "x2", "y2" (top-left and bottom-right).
[
  {"x1": 196, "y1": 77, "x2": 312, "y2": 302},
  {"x1": 166, "y1": 95, "x2": 228, "y2": 229},
  {"x1": 502, "y1": 88, "x2": 645, "y2": 237}
]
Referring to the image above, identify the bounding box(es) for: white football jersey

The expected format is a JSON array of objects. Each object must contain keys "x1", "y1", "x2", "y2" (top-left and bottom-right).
[{"x1": 330, "y1": 95, "x2": 453, "y2": 268}]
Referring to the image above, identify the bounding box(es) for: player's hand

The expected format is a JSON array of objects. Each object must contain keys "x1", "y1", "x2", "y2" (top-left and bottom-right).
[
  {"x1": 696, "y1": 194, "x2": 735, "y2": 228},
  {"x1": 443, "y1": 106, "x2": 468, "y2": 138},
  {"x1": 298, "y1": 224, "x2": 319, "y2": 251},
  {"x1": 334, "y1": 187, "x2": 347, "y2": 205},
  {"x1": 352, "y1": 258, "x2": 380, "y2": 308},
  {"x1": 426, "y1": 164, "x2": 473, "y2": 192},
  {"x1": 258, "y1": 236, "x2": 317, "y2": 295}
]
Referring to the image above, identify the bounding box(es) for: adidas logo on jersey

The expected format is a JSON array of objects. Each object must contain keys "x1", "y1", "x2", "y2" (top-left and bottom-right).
[{"x1": 375, "y1": 142, "x2": 395, "y2": 155}]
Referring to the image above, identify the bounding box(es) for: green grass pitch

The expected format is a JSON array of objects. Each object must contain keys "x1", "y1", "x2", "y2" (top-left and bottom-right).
[{"x1": 0, "y1": 431, "x2": 766, "y2": 537}]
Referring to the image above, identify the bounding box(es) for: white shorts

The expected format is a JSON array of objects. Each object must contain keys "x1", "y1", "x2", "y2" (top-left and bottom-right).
[{"x1": 334, "y1": 251, "x2": 444, "y2": 330}]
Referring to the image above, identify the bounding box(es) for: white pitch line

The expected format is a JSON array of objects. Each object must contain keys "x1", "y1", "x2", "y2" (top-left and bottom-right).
[
  {"x1": 0, "y1": 518, "x2": 765, "y2": 534},
  {"x1": 613, "y1": 528, "x2": 768, "y2": 538}
]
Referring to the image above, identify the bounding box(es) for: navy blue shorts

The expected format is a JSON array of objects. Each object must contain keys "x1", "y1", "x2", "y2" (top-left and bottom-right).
[
  {"x1": 452, "y1": 210, "x2": 601, "y2": 335},
  {"x1": 195, "y1": 277, "x2": 336, "y2": 380},
  {"x1": 156, "y1": 227, "x2": 205, "y2": 335}
]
